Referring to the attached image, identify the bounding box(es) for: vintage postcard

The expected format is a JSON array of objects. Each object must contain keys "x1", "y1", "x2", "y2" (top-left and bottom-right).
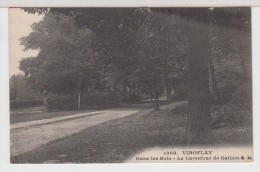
[{"x1": 7, "y1": 7, "x2": 255, "y2": 164}]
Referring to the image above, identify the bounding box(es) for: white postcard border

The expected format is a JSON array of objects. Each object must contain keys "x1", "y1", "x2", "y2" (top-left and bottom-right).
[{"x1": 1, "y1": 5, "x2": 260, "y2": 172}]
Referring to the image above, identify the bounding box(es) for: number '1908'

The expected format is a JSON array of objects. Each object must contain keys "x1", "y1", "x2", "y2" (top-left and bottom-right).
[{"x1": 164, "y1": 151, "x2": 177, "y2": 155}]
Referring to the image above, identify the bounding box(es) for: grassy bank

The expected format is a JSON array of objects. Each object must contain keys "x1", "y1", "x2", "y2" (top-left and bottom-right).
[{"x1": 10, "y1": 106, "x2": 89, "y2": 124}]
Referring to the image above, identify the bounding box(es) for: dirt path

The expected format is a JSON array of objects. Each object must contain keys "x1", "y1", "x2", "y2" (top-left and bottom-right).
[{"x1": 10, "y1": 108, "x2": 144, "y2": 157}]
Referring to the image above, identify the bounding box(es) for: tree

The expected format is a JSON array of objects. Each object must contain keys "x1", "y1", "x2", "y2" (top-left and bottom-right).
[
  {"x1": 19, "y1": 13, "x2": 98, "y2": 109},
  {"x1": 10, "y1": 74, "x2": 40, "y2": 101},
  {"x1": 23, "y1": 8, "x2": 150, "y2": 102},
  {"x1": 185, "y1": 9, "x2": 212, "y2": 145},
  {"x1": 134, "y1": 11, "x2": 187, "y2": 110},
  {"x1": 209, "y1": 8, "x2": 251, "y2": 103},
  {"x1": 151, "y1": 8, "x2": 212, "y2": 145}
]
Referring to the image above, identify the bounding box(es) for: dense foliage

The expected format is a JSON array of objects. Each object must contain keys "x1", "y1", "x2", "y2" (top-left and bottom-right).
[
  {"x1": 17, "y1": 8, "x2": 251, "y2": 111},
  {"x1": 10, "y1": 74, "x2": 42, "y2": 109}
]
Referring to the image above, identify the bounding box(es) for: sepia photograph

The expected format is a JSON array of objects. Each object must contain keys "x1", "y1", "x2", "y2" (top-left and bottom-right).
[{"x1": 9, "y1": 7, "x2": 253, "y2": 163}]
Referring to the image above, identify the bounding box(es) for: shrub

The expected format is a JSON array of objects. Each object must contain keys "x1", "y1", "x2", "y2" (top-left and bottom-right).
[
  {"x1": 46, "y1": 92, "x2": 120, "y2": 112},
  {"x1": 210, "y1": 102, "x2": 252, "y2": 129},
  {"x1": 46, "y1": 94, "x2": 77, "y2": 111},
  {"x1": 123, "y1": 94, "x2": 141, "y2": 103},
  {"x1": 10, "y1": 99, "x2": 43, "y2": 110}
]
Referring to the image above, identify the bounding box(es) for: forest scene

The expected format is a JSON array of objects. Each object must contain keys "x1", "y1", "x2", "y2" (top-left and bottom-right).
[{"x1": 10, "y1": 8, "x2": 252, "y2": 163}]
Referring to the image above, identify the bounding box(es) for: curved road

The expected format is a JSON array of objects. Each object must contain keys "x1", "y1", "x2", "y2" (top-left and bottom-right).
[{"x1": 11, "y1": 108, "x2": 144, "y2": 157}]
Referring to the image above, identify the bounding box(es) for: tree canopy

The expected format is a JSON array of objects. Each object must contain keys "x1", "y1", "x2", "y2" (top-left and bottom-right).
[{"x1": 20, "y1": 13, "x2": 98, "y2": 94}]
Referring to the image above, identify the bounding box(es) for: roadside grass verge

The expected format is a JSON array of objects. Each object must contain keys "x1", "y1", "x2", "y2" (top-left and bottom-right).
[{"x1": 10, "y1": 107, "x2": 91, "y2": 124}]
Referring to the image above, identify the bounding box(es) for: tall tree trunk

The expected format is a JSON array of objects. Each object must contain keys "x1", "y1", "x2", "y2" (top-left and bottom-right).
[
  {"x1": 78, "y1": 89, "x2": 81, "y2": 110},
  {"x1": 172, "y1": 84, "x2": 177, "y2": 97},
  {"x1": 129, "y1": 83, "x2": 132, "y2": 98},
  {"x1": 165, "y1": 79, "x2": 172, "y2": 101},
  {"x1": 87, "y1": 83, "x2": 90, "y2": 93},
  {"x1": 209, "y1": 55, "x2": 220, "y2": 103},
  {"x1": 123, "y1": 79, "x2": 126, "y2": 100},
  {"x1": 148, "y1": 83, "x2": 156, "y2": 110},
  {"x1": 108, "y1": 83, "x2": 111, "y2": 94},
  {"x1": 238, "y1": 36, "x2": 251, "y2": 101},
  {"x1": 133, "y1": 83, "x2": 136, "y2": 96},
  {"x1": 77, "y1": 75, "x2": 82, "y2": 110},
  {"x1": 208, "y1": 10, "x2": 220, "y2": 104},
  {"x1": 238, "y1": 54, "x2": 249, "y2": 99},
  {"x1": 137, "y1": 82, "x2": 140, "y2": 96},
  {"x1": 154, "y1": 95, "x2": 160, "y2": 111},
  {"x1": 186, "y1": 8, "x2": 212, "y2": 146},
  {"x1": 237, "y1": 35, "x2": 249, "y2": 81},
  {"x1": 239, "y1": 55, "x2": 248, "y2": 80},
  {"x1": 113, "y1": 82, "x2": 117, "y2": 97},
  {"x1": 166, "y1": 88, "x2": 172, "y2": 101},
  {"x1": 154, "y1": 81, "x2": 160, "y2": 111}
]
